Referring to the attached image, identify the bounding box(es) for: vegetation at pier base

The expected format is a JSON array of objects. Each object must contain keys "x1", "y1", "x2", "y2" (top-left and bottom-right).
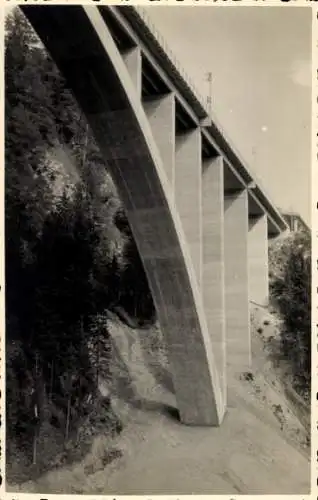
[
  {"x1": 5, "y1": 7, "x2": 155, "y2": 480},
  {"x1": 269, "y1": 230, "x2": 311, "y2": 402}
]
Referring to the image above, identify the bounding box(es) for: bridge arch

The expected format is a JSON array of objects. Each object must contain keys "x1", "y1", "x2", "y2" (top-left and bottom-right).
[{"x1": 22, "y1": 5, "x2": 224, "y2": 425}]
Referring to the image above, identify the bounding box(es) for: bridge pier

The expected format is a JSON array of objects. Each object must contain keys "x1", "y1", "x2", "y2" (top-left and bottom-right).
[
  {"x1": 248, "y1": 214, "x2": 269, "y2": 306},
  {"x1": 175, "y1": 129, "x2": 202, "y2": 290},
  {"x1": 143, "y1": 93, "x2": 175, "y2": 191},
  {"x1": 121, "y1": 46, "x2": 142, "y2": 99},
  {"x1": 202, "y1": 156, "x2": 226, "y2": 407},
  {"x1": 224, "y1": 189, "x2": 251, "y2": 372}
]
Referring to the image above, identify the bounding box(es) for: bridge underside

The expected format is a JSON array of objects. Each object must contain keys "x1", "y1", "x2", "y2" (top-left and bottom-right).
[{"x1": 22, "y1": 5, "x2": 287, "y2": 426}]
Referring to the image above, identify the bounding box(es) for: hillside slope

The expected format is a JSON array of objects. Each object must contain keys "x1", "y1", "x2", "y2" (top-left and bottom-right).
[{"x1": 9, "y1": 305, "x2": 310, "y2": 495}]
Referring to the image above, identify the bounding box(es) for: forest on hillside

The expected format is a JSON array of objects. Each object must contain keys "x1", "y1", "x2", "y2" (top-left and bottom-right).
[{"x1": 5, "y1": 7, "x2": 155, "y2": 478}]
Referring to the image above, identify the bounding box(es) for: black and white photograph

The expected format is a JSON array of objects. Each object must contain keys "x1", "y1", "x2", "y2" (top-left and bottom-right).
[{"x1": 3, "y1": 2, "x2": 312, "y2": 495}]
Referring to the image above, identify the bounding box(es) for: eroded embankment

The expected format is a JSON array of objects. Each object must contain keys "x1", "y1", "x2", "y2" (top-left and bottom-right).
[{"x1": 8, "y1": 305, "x2": 310, "y2": 495}]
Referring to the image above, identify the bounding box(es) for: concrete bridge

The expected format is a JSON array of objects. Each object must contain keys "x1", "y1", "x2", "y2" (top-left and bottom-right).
[{"x1": 22, "y1": 4, "x2": 288, "y2": 427}]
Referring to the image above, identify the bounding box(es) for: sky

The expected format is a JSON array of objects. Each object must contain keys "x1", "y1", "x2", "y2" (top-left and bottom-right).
[{"x1": 144, "y1": 5, "x2": 312, "y2": 225}]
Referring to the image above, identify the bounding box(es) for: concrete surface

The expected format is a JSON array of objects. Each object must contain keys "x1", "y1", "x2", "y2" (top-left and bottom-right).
[
  {"x1": 248, "y1": 214, "x2": 269, "y2": 305},
  {"x1": 224, "y1": 189, "x2": 251, "y2": 371},
  {"x1": 143, "y1": 93, "x2": 175, "y2": 192},
  {"x1": 175, "y1": 128, "x2": 202, "y2": 289},
  {"x1": 202, "y1": 156, "x2": 226, "y2": 407}
]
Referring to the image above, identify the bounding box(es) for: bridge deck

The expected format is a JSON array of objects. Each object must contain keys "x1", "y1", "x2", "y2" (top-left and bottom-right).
[{"x1": 110, "y1": 5, "x2": 288, "y2": 236}]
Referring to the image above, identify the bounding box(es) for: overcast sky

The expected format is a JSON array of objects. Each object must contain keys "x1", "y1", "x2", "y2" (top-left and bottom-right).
[{"x1": 144, "y1": 5, "x2": 312, "y2": 225}]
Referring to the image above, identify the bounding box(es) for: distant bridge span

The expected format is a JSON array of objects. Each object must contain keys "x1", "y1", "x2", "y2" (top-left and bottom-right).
[{"x1": 21, "y1": 5, "x2": 288, "y2": 426}]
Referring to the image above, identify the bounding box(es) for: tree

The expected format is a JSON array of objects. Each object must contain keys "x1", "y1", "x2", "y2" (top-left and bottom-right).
[
  {"x1": 114, "y1": 208, "x2": 156, "y2": 323},
  {"x1": 5, "y1": 7, "x2": 155, "y2": 475}
]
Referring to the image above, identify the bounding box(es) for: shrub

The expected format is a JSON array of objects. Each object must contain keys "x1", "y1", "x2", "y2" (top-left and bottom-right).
[{"x1": 269, "y1": 231, "x2": 311, "y2": 399}]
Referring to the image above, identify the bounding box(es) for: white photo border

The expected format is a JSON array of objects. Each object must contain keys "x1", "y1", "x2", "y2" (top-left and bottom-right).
[{"x1": 0, "y1": 1, "x2": 315, "y2": 499}]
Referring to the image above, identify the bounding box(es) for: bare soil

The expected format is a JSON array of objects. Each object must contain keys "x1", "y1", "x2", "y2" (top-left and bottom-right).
[{"x1": 8, "y1": 305, "x2": 310, "y2": 495}]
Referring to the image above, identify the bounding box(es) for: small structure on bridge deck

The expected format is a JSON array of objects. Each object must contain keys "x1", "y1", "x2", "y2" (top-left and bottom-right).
[{"x1": 282, "y1": 211, "x2": 310, "y2": 234}]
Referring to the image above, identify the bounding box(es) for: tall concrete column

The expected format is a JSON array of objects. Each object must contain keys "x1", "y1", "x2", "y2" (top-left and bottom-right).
[
  {"x1": 175, "y1": 129, "x2": 202, "y2": 289},
  {"x1": 248, "y1": 214, "x2": 269, "y2": 306},
  {"x1": 121, "y1": 46, "x2": 142, "y2": 100},
  {"x1": 224, "y1": 189, "x2": 251, "y2": 372},
  {"x1": 202, "y1": 157, "x2": 226, "y2": 407},
  {"x1": 143, "y1": 94, "x2": 175, "y2": 191}
]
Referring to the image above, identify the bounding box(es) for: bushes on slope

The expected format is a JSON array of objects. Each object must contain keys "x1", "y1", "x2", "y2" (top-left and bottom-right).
[{"x1": 269, "y1": 231, "x2": 311, "y2": 400}]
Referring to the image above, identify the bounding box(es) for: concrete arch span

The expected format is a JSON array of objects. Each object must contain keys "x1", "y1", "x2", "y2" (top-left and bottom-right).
[{"x1": 22, "y1": 5, "x2": 224, "y2": 425}]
